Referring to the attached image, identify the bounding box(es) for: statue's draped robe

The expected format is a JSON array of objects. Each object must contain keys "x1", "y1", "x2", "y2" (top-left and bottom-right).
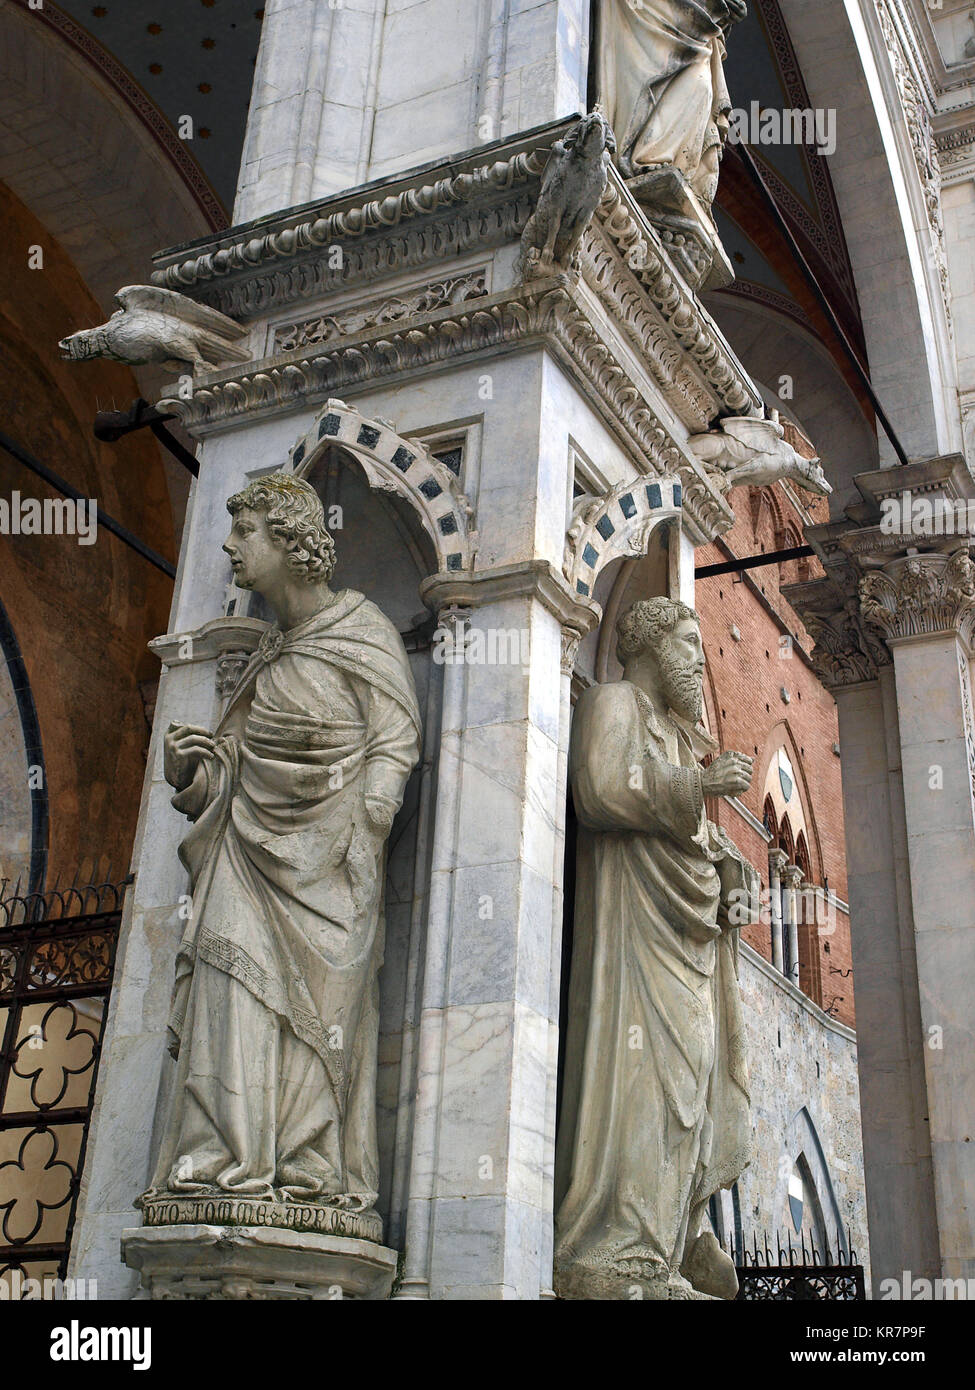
[
  {"x1": 149, "y1": 591, "x2": 421, "y2": 1207},
  {"x1": 554, "y1": 680, "x2": 755, "y2": 1291},
  {"x1": 597, "y1": 0, "x2": 742, "y2": 198}
]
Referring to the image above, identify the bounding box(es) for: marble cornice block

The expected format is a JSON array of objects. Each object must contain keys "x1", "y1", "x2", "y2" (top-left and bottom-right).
[
  {"x1": 148, "y1": 122, "x2": 760, "y2": 437},
  {"x1": 156, "y1": 278, "x2": 736, "y2": 544}
]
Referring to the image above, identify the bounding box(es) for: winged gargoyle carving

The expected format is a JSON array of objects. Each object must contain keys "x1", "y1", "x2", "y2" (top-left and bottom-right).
[
  {"x1": 59, "y1": 285, "x2": 250, "y2": 375},
  {"x1": 687, "y1": 414, "x2": 832, "y2": 497}
]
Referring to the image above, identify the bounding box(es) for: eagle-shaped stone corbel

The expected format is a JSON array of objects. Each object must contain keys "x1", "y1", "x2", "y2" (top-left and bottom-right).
[
  {"x1": 59, "y1": 285, "x2": 250, "y2": 375},
  {"x1": 687, "y1": 413, "x2": 832, "y2": 497}
]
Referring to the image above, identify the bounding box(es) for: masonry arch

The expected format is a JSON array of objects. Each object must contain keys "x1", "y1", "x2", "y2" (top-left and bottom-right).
[
  {"x1": 291, "y1": 401, "x2": 475, "y2": 578},
  {"x1": 705, "y1": 298, "x2": 880, "y2": 520},
  {"x1": 564, "y1": 477, "x2": 682, "y2": 604},
  {"x1": 0, "y1": 0, "x2": 217, "y2": 316},
  {"x1": 773, "y1": 0, "x2": 961, "y2": 466},
  {"x1": 775, "y1": 1106, "x2": 849, "y2": 1259},
  {"x1": 0, "y1": 597, "x2": 46, "y2": 896}
]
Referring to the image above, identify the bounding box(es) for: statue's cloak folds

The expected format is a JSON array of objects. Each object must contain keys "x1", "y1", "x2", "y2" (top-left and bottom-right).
[
  {"x1": 555, "y1": 679, "x2": 754, "y2": 1286},
  {"x1": 150, "y1": 590, "x2": 420, "y2": 1203},
  {"x1": 597, "y1": 0, "x2": 743, "y2": 190}
]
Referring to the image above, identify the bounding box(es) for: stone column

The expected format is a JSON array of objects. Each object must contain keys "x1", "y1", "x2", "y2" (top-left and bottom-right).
[
  {"x1": 859, "y1": 550, "x2": 975, "y2": 1282},
  {"x1": 830, "y1": 668, "x2": 941, "y2": 1287},
  {"x1": 395, "y1": 564, "x2": 595, "y2": 1300},
  {"x1": 782, "y1": 864, "x2": 804, "y2": 990},
  {"x1": 784, "y1": 474, "x2": 975, "y2": 1285},
  {"x1": 768, "y1": 847, "x2": 788, "y2": 976}
]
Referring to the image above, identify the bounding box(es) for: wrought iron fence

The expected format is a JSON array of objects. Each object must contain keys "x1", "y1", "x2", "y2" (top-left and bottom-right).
[
  {"x1": 732, "y1": 1228, "x2": 866, "y2": 1301},
  {"x1": 0, "y1": 863, "x2": 129, "y2": 1291}
]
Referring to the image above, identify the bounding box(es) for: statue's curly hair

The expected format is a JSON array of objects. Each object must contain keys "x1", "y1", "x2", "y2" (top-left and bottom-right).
[
  {"x1": 616, "y1": 598, "x2": 699, "y2": 666},
  {"x1": 227, "y1": 473, "x2": 335, "y2": 585}
]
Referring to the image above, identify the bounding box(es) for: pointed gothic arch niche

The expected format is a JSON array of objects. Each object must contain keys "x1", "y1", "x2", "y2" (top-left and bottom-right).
[
  {"x1": 290, "y1": 400, "x2": 475, "y2": 581},
  {"x1": 286, "y1": 401, "x2": 477, "y2": 1245},
  {"x1": 572, "y1": 510, "x2": 684, "y2": 688},
  {"x1": 775, "y1": 1106, "x2": 848, "y2": 1260},
  {"x1": 299, "y1": 444, "x2": 436, "y2": 634},
  {"x1": 561, "y1": 508, "x2": 683, "y2": 1135}
]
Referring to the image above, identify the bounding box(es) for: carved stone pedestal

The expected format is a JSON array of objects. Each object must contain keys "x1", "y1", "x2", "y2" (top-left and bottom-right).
[
  {"x1": 627, "y1": 167, "x2": 734, "y2": 291},
  {"x1": 554, "y1": 1262, "x2": 714, "y2": 1301},
  {"x1": 121, "y1": 1224, "x2": 399, "y2": 1300}
]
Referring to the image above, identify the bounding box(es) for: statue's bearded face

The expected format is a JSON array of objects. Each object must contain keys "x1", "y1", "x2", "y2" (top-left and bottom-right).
[
  {"x1": 655, "y1": 618, "x2": 706, "y2": 724},
  {"x1": 222, "y1": 506, "x2": 290, "y2": 594}
]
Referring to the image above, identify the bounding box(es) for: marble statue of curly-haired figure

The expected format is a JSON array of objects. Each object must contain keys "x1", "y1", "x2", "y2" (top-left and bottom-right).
[
  {"x1": 148, "y1": 474, "x2": 421, "y2": 1224},
  {"x1": 555, "y1": 597, "x2": 758, "y2": 1299}
]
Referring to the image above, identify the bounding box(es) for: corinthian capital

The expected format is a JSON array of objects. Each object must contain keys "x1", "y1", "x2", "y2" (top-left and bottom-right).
[
  {"x1": 859, "y1": 550, "x2": 975, "y2": 646},
  {"x1": 786, "y1": 572, "x2": 890, "y2": 691}
]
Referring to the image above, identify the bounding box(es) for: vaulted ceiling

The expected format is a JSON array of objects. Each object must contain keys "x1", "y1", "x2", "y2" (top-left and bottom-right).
[{"x1": 53, "y1": 0, "x2": 264, "y2": 216}]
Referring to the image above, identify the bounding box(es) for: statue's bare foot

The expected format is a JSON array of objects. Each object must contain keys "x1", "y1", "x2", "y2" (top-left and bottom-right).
[{"x1": 680, "y1": 1231, "x2": 739, "y2": 1301}]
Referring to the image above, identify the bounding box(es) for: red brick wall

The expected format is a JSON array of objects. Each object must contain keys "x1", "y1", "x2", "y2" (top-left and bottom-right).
[{"x1": 697, "y1": 482, "x2": 856, "y2": 1029}]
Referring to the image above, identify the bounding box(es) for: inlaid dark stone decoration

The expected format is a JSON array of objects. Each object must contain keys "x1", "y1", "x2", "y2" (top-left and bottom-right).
[
  {"x1": 288, "y1": 402, "x2": 475, "y2": 574},
  {"x1": 565, "y1": 477, "x2": 684, "y2": 599}
]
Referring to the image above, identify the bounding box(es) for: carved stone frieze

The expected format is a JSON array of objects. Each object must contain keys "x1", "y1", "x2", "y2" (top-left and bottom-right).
[
  {"x1": 875, "y1": 0, "x2": 952, "y2": 326},
  {"x1": 152, "y1": 145, "x2": 549, "y2": 299},
  {"x1": 158, "y1": 286, "x2": 734, "y2": 542},
  {"x1": 271, "y1": 271, "x2": 489, "y2": 353},
  {"x1": 937, "y1": 122, "x2": 975, "y2": 186},
  {"x1": 592, "y1": 177, "x2": 761, "y2": 418},
  {"x1": 149, "y1": 124, "x2": 760, "y2": 438},
  {"x1": 579, "y1": 224, "x2": 718, "y2": 430}
]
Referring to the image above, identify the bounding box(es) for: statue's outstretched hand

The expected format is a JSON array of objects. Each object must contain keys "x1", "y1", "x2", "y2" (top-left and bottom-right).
[
  {"x1": 164, "y1": 722, "x2": 216, "y2": 791},
  {"x1": 701, "y1": 750, "x2": 753, "y2": 799}
]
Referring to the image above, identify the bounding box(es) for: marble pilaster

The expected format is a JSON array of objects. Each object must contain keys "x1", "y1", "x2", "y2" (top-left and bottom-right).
[{"x1": 393, "y1": 564, "x2": 596, "y2": 1300}]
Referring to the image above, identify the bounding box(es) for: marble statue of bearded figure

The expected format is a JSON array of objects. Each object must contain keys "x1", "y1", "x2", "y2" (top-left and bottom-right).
[
  {"x1": 597, "y1": 0, "x2": 747, "y2": 203},
  {"x1": 147, "y1": 474, "x2": 421, "y2": 1222},
  {"x1": 554, "y1": 598, "x2": 758, "y2": 1300}
]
